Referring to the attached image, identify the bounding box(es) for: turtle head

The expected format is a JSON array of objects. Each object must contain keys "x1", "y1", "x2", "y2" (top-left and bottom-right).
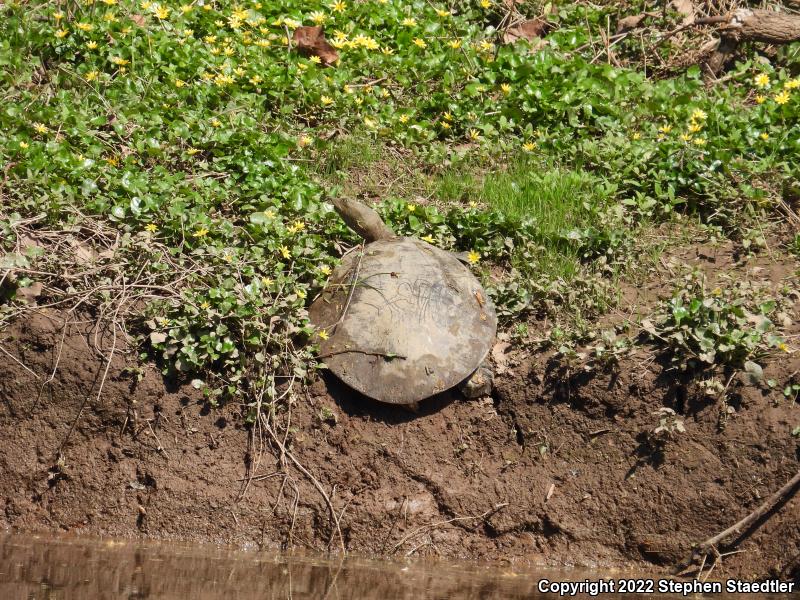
[{"x1": 331, "y1": 197, "x2": 395, "y2": 242}]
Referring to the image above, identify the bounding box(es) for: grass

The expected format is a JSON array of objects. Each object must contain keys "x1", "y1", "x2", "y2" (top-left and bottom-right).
[{"x1": 439, "y1": 163, "x2": 608, "y2": 280}]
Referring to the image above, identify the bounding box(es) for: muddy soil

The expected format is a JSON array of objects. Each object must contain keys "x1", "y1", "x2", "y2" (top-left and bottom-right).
[{"x1": 1, "y1": 246, "x2": 799, "y2": 581}]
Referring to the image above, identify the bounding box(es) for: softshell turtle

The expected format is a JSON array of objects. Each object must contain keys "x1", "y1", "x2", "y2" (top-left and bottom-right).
[{"x1": 309, "y1": 198, "x2": 497, "y2": 405}]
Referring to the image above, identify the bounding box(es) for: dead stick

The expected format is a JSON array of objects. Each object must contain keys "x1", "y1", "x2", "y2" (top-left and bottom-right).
[
  {"x1": 698, "y1": 469, "x2": 800, "y2": 551},
  {"x1": 677, "y1": 468, "x2": 800, "y2": 572}
]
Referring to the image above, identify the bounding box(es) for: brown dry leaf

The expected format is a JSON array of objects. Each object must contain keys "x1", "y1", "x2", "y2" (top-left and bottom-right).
[
  {"x1": 19, "y1": 234, "x2": 42, "y2": 252},
  {"x1": 131, "y1": 14, "x2": 146, "y2": 26},
  {"x1": 292, "y1": 26, "x2": 339, "y2": 66},
  {"x1": 669, "y1": 0, "x2": 695, "y2": 25},
  {"x1": 16, "y1": 282, "x2": 43, "y2": 304},
  {"x1": 492, "y1": 340, "x2": 511, "y2": 375},
  {"x1": 616, "y1": 13, "x2": 649, "y2": 35},
  {"x1": 70, "y1": 239, "x2": 99, "y2": 264},
  {"x1": 502, "y1": 18, "x2": 551, "y2": 45}
]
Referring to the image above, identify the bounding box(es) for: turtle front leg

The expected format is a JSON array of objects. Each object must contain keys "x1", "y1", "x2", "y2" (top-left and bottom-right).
[{"x1": 458, "y1": 361, "x2": 493, "y2": 399}]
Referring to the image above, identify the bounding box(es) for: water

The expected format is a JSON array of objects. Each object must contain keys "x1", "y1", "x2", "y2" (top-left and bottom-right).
[{"x1": 0, "y1": 534, "x2": 796, "y2": 599}]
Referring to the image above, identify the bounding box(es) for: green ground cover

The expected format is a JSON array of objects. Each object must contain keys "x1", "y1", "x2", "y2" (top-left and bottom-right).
[{"x1": 1, "y1": 0, "x2": 798, "y2": 406}]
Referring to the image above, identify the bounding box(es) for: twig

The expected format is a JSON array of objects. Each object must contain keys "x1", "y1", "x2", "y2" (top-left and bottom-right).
[
  {"x1": 0, "y1": 342, "x2": 41, "y2": 381},
  {"x1": 390, "y1": 503, "x2": 508, "y2": 553},
  {"x1": 329, "y1": 245, "x2": 364, "y2": 333},
  {"x1": 316, "y1": 349, "x2": 406, "y2": 360}
]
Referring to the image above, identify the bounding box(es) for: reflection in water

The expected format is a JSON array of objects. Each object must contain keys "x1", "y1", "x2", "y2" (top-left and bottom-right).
[{"x1": 0, "y1": 534, "x2": 792, "y2": 600}]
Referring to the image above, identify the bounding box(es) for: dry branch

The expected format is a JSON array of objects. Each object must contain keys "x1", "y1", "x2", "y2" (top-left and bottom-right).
[
  {"x1": 675, "y1": 468, "x2": 800, "y2": 575},
  {"x1": 705, "y1": 8, "x2": 800, "y2": 76}
]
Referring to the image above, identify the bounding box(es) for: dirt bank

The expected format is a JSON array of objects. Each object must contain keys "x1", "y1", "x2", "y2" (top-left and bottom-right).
[{"x1": 1, "y1": 292, "x2": 798, "y2": 582}]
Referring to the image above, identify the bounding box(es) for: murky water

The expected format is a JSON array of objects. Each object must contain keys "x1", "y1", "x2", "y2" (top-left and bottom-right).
[{"x1": 0, "y1": 534, "x2": 796, "y2": 599}]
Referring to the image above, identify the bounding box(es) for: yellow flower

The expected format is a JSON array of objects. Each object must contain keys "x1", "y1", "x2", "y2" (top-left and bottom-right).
[
  {"x1": 19, "y1": 141, "x2": 29, "y2": 149},
  {"x1": 110, "y1": 56, "x2": 129, "y2": 66},
  {"x1": 468, "y1": 129, "x2": 480, "y2": 141},
  {"x1": 522, "y1": 141, "x2": 536, "y2": 152},
  {"x1": 33, "y1": 122, "x2": 48, "y2": 134},
  {"x1": 310, "y1": 10, "x2": 326, "y2": 24},
  {"x1": 500, "y1": 83, "x2": 511, "y2": 95},
  {"x1": 754, "y1": 73, "x2": 770, "y2": 88},
  {"x1": 86, "y1": 41, "x2": 98, "y2": 50},
  {"x1": 155, "y1": 6, "x2": 170, "y2": 19},
  {"x1": 412, "y1": 38, "x2": 427, "y2": 48},
  {"x1": 398, "y1": 114, "x2": 409, "y2": 124},
  {"x1": 279, "y1": 245, "x2": 291, "y2": 259},
  {"x1": 760, "y1": 132, "x2": 769, "y2": 141},
  {"x1": 407, "y1": 203, "x2": 416, "y2": 212},
  {"x1": 310, "y1": 55, "x2": 322, "y2": 64},
  {"x1": 680, "y1": 133, "x2": 692, "y2": 142},
  {"x1": 55, "y1": 29, "x2": 68, "y2": 39},
  {"x1": 186, "y1": 147, "x2": 201, "y2": 156},
  {"x1": 141, "y1": 0, "x2": 152, "y2": 9},
  {"x1": 193, "y1": 227, "x2": 209, "y2": 238},
  {"x1": 76, "y1": 22, "x2": 94, "y2": 31},
  {"x1": 691, "y1": 108, "x2": 707, "y2": 121},
  {"x1": 421, "y1": 235, "x2": 434, "y2": 243},
  {"x1": 688, "y1": 122, "x2": 703, "y2": 134},
  {"x1": 320, "y1": 95, "x2": 334, "y2": 106},
  {"x1": 261, "y1": 276, "x2": 274, "y2": 286},
  {"x1": 478, "y1": 40, "x2": 493, "y2": 53},
  {"x1": 440, "y1": 121, "x2": 451, "y2": 130},
  {"x1": 480, "y1": 0, "x2": 491, "y2": 7},
  {"x1": 181, "y1": 4, "x2": 192, "y2": 13},
  {"x1": 54, "y1": 11, "x2": 64, "y2": 20},
  {"x1": 467, "y1": 251, "x2": 480, "y2": 264},
  {"x1": 402, "y1": 17, "x2": 417, "y2": 27},
  {"x1": 775, "y1": 90, "x2": 791, "y2": 105},
  {"x1": 448, "y1": 39, "x2": 462, "y2": 49},
  {"x1": 381, "y1": 45, "x2": 394, "y2": 55},
  {"x1": 436, "y1": 9, "x2": 450, "y2": 17},
  {"x1": 631, "y1": 132, "x2": 641, "y2": 141},
  {"x1": 249, "y1": 74, "x2": 262, "y2": 85},
  {"x1": 693, "y1": 137, "x2": 706, "y2": 146},
  {"x1": 175, "y1": 79, "x2": 186, "y2": 88},
  {"x1": 755, "y1": 94, "x2": 766, "y2": 104},
  {"x1": 318, "y1": 329, "x2": 329, "y2": 340},
  {"x1": 330, "y1": 0, "x2": 346, "y2": 12},
  {"x1": 85, "y1": 70, "x2": 99, "y2": 81},
  {"x1": 659, "y1": 124, "x2": 672, "y2": 134},
  {"x1": 785, "y1": 78, "x2": 800, "y2": 90},
  {"x1": 777, "y1": 342, "x2": 789, "y2": 352},
  {"x1": 145, "y1": 223, "x2": 158, "y2": 232},
  {"x1": 320, "y1": 265, "x2": 332, "y2": 276},
  {"x1": 200, "y1": 300, "x2": 210, "y2": 309},
  {"x1": 210, "y1": 117, "x2": 222, "y2": 127}
]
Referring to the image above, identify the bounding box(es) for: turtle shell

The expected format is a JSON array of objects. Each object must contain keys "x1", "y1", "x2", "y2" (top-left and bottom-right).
[{"x1": 309, "y1": 238, "x2": 497, "y2": 404}]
